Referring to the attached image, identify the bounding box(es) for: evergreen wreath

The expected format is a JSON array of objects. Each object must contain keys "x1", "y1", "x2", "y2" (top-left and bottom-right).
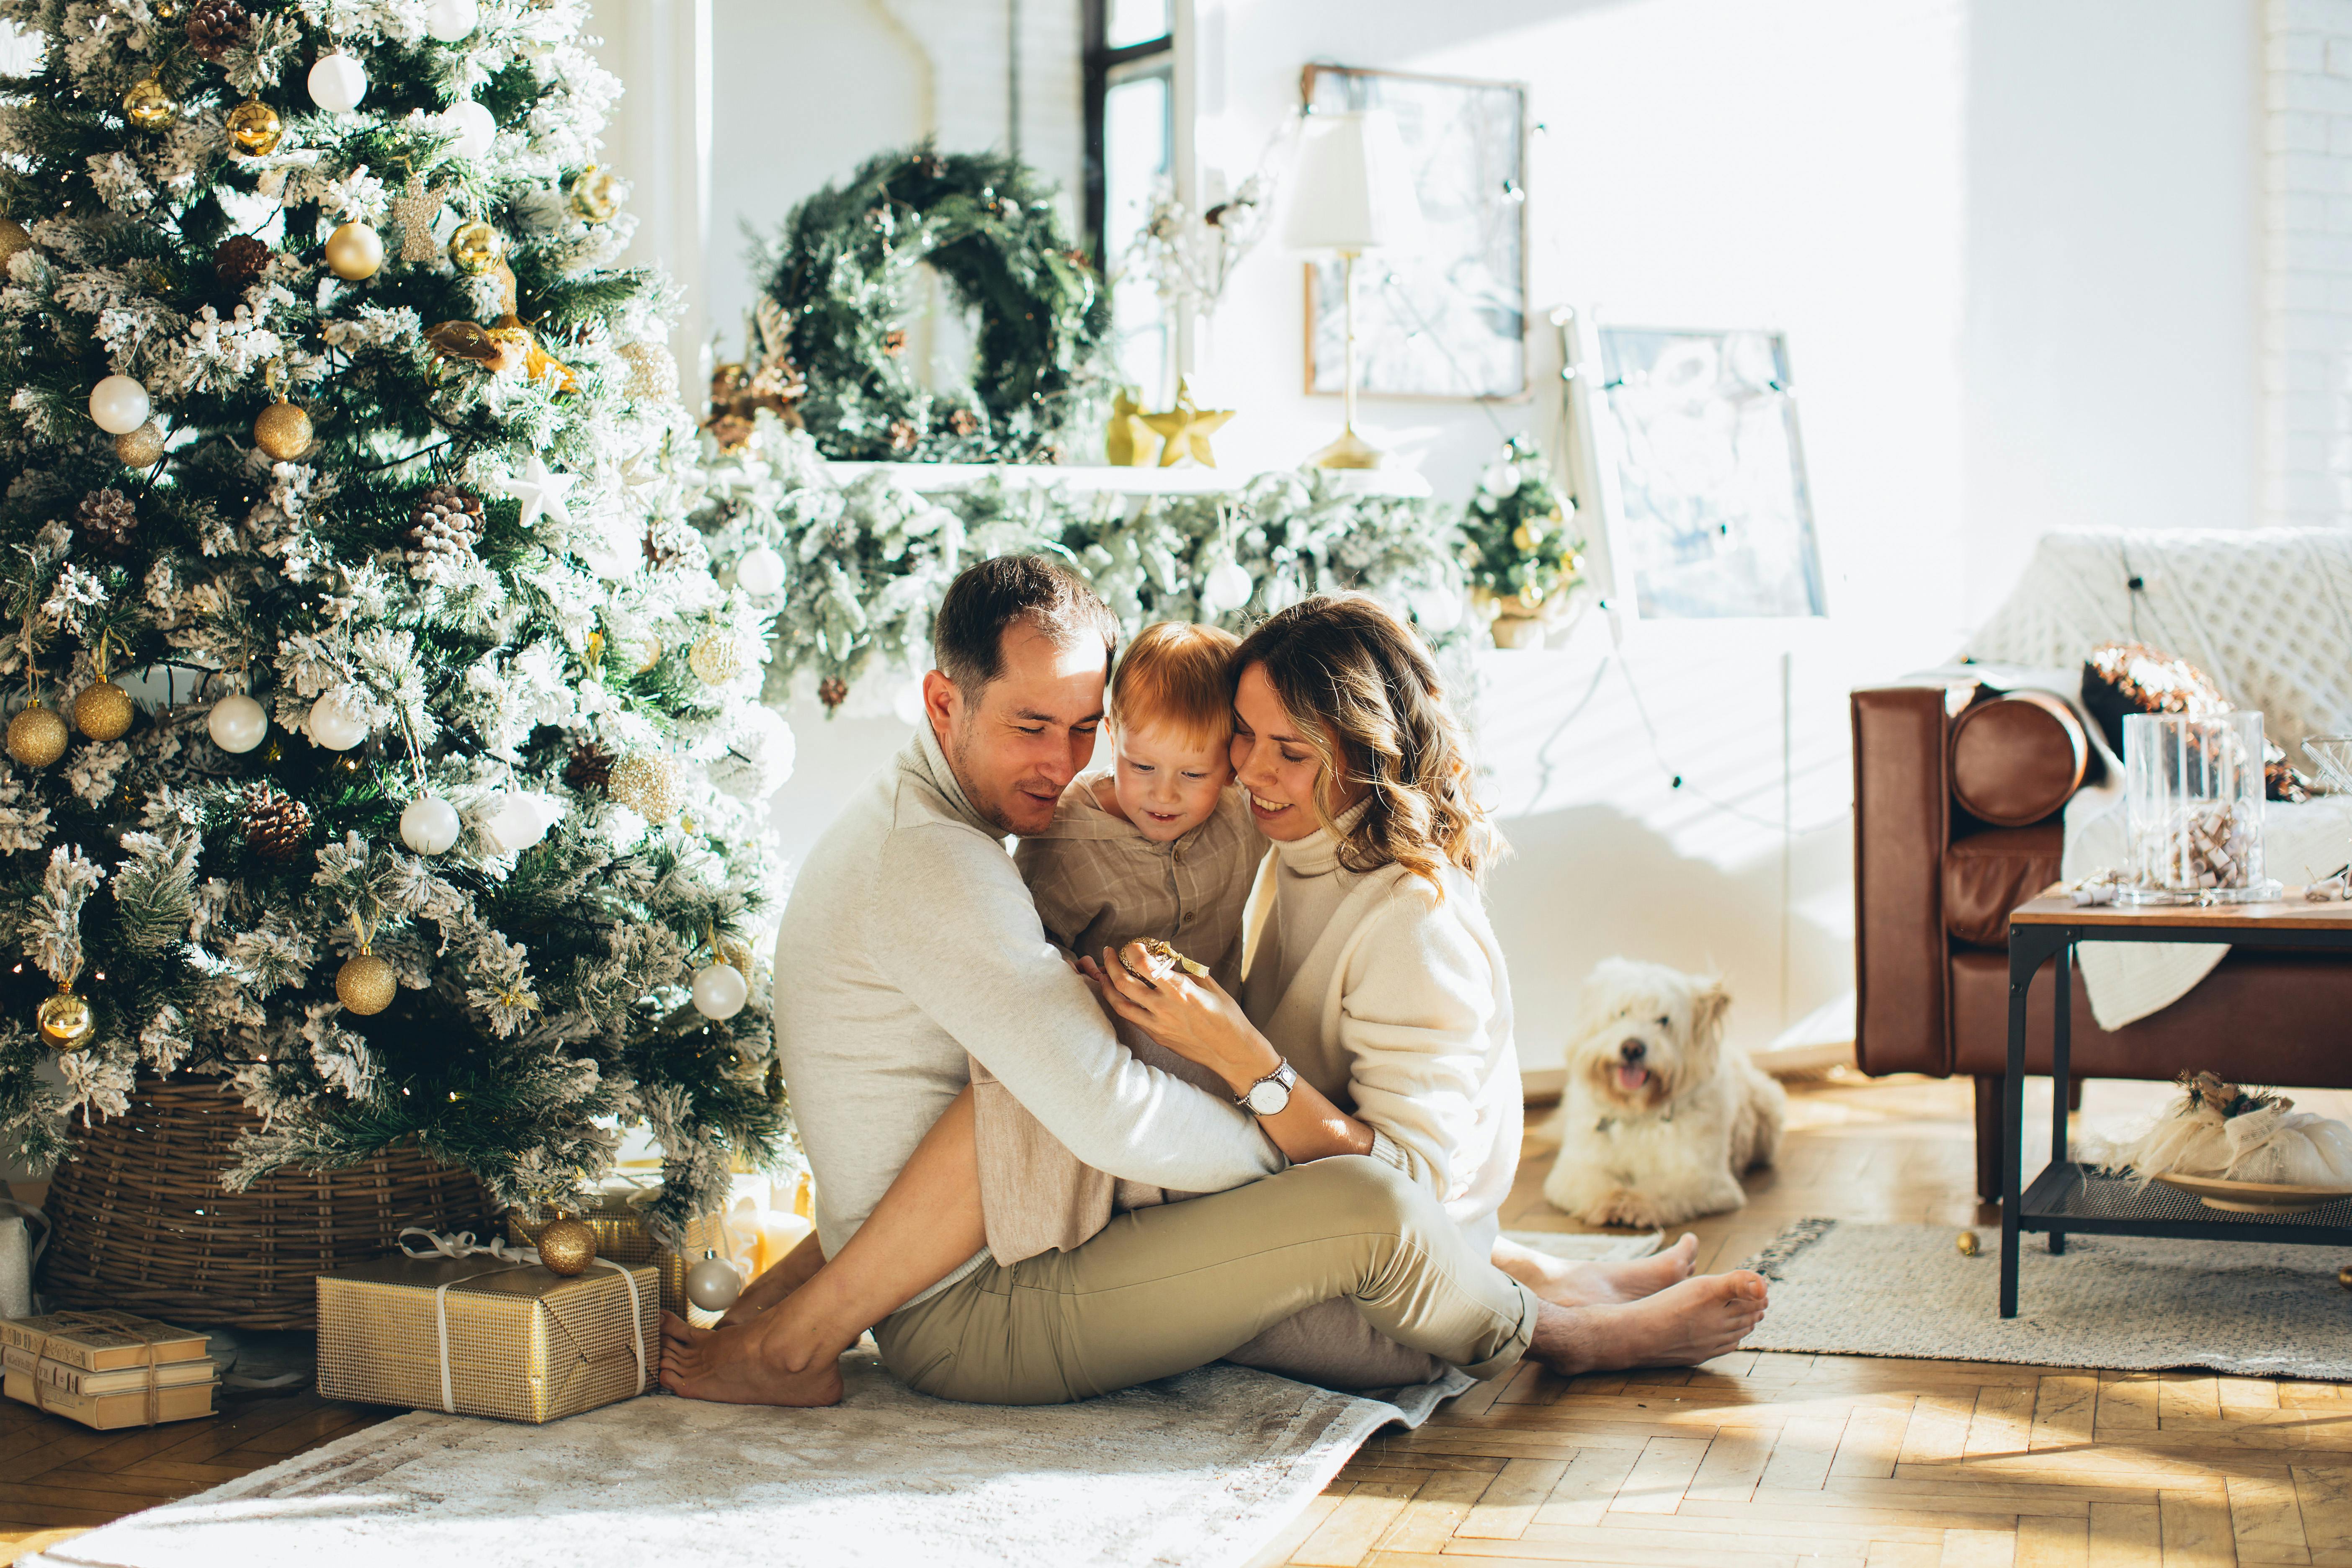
[{"x1": 760, "y1": 145, "x2": 1113, "y2": 463}]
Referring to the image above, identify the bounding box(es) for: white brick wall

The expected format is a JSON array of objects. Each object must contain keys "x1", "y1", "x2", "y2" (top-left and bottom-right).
[{"x1": 2265, "y1": 0, "x2": 2352, "y2": 524}]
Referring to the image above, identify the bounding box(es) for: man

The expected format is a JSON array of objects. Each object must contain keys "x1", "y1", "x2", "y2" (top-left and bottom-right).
[{"x1": 664, "y1": 556, "x2": 1767, "y2": 1406}]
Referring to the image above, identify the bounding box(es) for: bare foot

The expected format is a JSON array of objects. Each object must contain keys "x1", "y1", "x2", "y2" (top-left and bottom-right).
[
  {"x1": 659, "y1": 1311, "x2": 846, "y2": 1407},
  {"x1": 1525, "y1": 1270, "x2": 1768, "y2": 1375},
  {"x1": 1496, "y1": 1233, "x2": 1699, "y2": 1308}
]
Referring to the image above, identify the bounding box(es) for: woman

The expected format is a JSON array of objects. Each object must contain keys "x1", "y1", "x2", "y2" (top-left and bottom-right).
[{"x1": 662, "y1": 594, "x2": 1759, "y2": 1406}]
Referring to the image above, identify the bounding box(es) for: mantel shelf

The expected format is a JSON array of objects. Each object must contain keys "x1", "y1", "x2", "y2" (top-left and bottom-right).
[{"x1": 821, "y1": 461, "x2": 1434, "y2": 499}]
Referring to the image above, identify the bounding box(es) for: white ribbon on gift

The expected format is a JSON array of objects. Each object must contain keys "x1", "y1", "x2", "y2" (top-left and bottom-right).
[{"x1": 396, "y1": 1226, "x2": 647, "y2": 1415}]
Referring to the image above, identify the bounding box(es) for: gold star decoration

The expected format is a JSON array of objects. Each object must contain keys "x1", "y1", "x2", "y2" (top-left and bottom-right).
[
  {"x1": 1105, "y1": 385, "x2": 1159, "y2": 466},
  {"x1": 391, "y1": 173, "x2": 451, "y2": 264},
  {"x1": 1140, "y1": 378, "x2": 1234, "y2": 468}
]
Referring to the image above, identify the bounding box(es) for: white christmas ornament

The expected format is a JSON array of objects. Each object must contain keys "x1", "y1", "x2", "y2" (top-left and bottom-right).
[
  {"x1": 1200, "y1": 555, "x2": 1255, "y2": 617},
  {"x1": 1409, "y1": 583, "x2": 1467, "y2": 635},
  {"x1": 422, "y1": 0, "x2": 479, "y2": 41},
  {"x1": 440, "y1": 99, "x2": 497, "y2": 160},
  {"x1": 206, "y1": 692, "x2": 267, "y2": 753},
  {"x1": 399, "y1": 793, "x2": 461, "y2": 855},
  {"x1": 476, "y1": 790, "x2": 566, "y2": 856},
  {"x1": 88, "y1": 375, "x2": 150, "y2": 435},
  {"x1": 307, "y1": 691, "x2": 368, "y2": 751},
  {"x1": 691, "y1": 961, "x2": 749, "y2": 1020},
  {"x1": 1480, "y1": 462, "x2": 1522, "y2": 498},
  {"x1": 685, "y1": 1249, "x2": 744, "y2": 1311},
  {"x1": 307, "y1": 51, "x2": 368, "y2": 112},
  {"x1": 493, "y1": 453, "x2": 574, "y2": 528},
  {"x1": 734, "y1": 544, "x2": 785, "y2": 597}
]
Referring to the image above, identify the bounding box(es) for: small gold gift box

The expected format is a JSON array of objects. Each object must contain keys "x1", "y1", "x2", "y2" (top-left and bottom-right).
[
  {"x1": 507, "y1": 1185, "x2": 727, "y2": 1319},
  {"x1": 316, "y1": 1247, "x2": 656, "y2": 1424}
]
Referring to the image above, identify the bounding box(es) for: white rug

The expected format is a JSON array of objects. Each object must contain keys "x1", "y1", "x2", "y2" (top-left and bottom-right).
[{"x1": 1739, "y1": 1218, "x2": 2352, "y2": 1378}]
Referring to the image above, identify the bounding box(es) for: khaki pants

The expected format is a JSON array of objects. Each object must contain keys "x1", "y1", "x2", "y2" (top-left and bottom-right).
[{"x1": 872, "y1": 1156, "x2": 1539, "y2": 1405}]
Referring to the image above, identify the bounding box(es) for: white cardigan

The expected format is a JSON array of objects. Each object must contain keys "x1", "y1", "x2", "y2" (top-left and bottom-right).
[{"x1": 1239, "y1": 823, "x2": 1521, "y2": 1254}]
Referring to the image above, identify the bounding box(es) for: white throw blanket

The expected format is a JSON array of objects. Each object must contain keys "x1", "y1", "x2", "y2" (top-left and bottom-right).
[{"x1": 1972, "y1": 528, "x2": 2352, "y2": 1026}]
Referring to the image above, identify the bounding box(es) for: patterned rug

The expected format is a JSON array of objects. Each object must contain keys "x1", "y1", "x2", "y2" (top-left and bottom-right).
[{"x1": 1739, "y1": 1218, "x2": 2352, "y2": 1378}]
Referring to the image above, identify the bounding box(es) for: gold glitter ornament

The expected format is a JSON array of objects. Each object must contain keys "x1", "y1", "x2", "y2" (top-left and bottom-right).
[
  {"x1": 335, "y1": 951, "x2": 396, "y2": 1015},
  {"x1": 73, "y1": 680, "x2": 133, "y2": 742},
  {"x1": 618, "y1": 339, "x2": 678, "y2": 401},
  {"x1": 226, "y1": 97, "x2": 281, "y2": 156},
  {"x1": 323, "y1": 220, "x2": 383, "y2": 281},
  {"x1": 115, "y1": 420, "x2": 165, "y2": 468},
  {"x1": 1956, "y1": 1230, "x2": 1981, "y2": 1257},
  {"x1": 688, "y1": 629, "x2": 744, "y2": 685},
  {"x1": 0, "y1": 218, "x2": 31, "y2": 267},
  {"x1": 568, "y1": 165, "x2": 622, "y2": 222},
  {"x1": 153, "y1": 0, "x2": 179, "y2": 16},
  {"x1": 37, "y1": 987, "x2": 93, "y2": 1050},
  {"x1": 536, "y1": 1217, "x2": 597, "y2": 1276},
  {"x1": 7, "y1": 702, "x2": 66, "y2": 768},
  {"x1": 447, "y1": 219, "x2": 501, "y2": 275},
  {"x1": 122, "y1": 78, "x2": 175, "y2": 129},
  {"x1": 606, "y1": 751, "x2": 680, "y2": 821},
  {"x1": 253, "y1": 398, "x2": 312, "y2": 461},
  {"x1": 2340, "y1": 1263, "x2": 2352, "y2": 1290}
]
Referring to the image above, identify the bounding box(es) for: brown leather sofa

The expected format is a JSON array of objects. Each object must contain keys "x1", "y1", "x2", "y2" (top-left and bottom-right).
[{"x1": 1852, "y1": 677, "x2": 2352, "y2": 1203}]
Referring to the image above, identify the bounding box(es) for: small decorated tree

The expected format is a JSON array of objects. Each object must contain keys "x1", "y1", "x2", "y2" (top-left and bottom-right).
[
  {"x1": 0, "y1": 0, "x2": 789, "y2": 1238},
  {"x1": 1456, "y1": 434, "x2": 1582, "y2": 630}
]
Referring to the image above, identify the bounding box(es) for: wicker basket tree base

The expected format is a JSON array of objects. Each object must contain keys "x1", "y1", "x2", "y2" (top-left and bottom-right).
[{"x1": 37, "y1": 1076, "x2": 496, "y2": 1330}]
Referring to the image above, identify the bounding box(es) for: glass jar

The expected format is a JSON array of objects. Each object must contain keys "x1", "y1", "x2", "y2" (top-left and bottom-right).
[{"x1": 2122, "y1": 711, "x2": 2278, "y2": 904}]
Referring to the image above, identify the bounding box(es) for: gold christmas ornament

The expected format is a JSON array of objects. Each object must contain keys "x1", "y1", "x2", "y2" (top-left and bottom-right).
[
  {"x1": 2340, "y1": 1263, "x2": 2352, "y2": 1291},
  {"x1": 687, "y1": 629, "x2": 744, "y2": 685},
  {"x1": 335, "y1": 951, "x2": 396, "y2": 1015},
  {"x1": 0, "y1": 217, "x2": 31, "y2": 268},
  {"x1": 226, "y1": 97, "x2": 282, "y2": 157},
  {"x1": 1140, "y1": 378, "x2": 1234, "y2": 469},
  {"x1": 37, "y1": 987, "x2": 93, "y2": 1051},
  {"x1": 447, "y1": 219, "x2": 502, "y2": 275},
  {"x1": 253, "y1": 398, "x2": 312, "y2": 461},
  {"x1": 7, "y1": 702, "x2": 67, "y2": 768},
  {"x1": 1105, "y1": 386, "x2": 1158, "y2": 466},
  {"x1": 122, "y1": 77, "x2": 176, "y2": 130},
  {"x1": 607, "y1": 751, "x2": 681, "y2": 821},
  {"x1": 568, "y1": 165, "x2": 622, "y2": 222},
  {"x1": 536, "y1": 1216, "x2": 597, "y2": 1276},
  {"x1": 73, "y1": 680, "x2": 133, "y2": 742},
  {"x1": 617, "y1": 340, "x2": 678, "y2": 401},
  {"x1": 113, "y1": 420, "x2": 166, "y2": 468},
  {"x1": 1956, "y1": 1230, "x2": 1981, "y2": 1257},
  {"x1": 323, "y1": 220, "x2": 384, "y2": 281}
]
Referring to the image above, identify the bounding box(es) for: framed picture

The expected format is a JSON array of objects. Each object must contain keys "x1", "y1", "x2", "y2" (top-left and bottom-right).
[
  {"x1": 1301, "y1": 64, "x2": 1528, "y2": 402},
  {"x1": 1563, "y1": 314, "x2": 1826, "y2": 620}
]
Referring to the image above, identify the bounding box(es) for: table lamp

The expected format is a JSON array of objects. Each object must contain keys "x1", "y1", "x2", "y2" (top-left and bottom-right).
[{"x1": 1285, "y1": 108, "x2": 1425, "y2": 468}]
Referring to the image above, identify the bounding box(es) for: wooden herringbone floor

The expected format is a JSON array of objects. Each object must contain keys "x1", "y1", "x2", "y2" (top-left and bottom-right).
[{"x1": 8, "y1": 1071, "x2": 2347, "y2": 1567}]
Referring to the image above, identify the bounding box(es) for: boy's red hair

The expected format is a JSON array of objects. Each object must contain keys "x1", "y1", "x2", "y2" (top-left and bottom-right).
[{"x1": 1108, "y1": 621, "x2": 1242, "y2": 749}]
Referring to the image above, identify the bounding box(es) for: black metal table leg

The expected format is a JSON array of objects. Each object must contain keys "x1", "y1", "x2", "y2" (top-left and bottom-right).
[
  {"x1": 2049, "y1": 939, "x2": 2071, "y2": 1256},
  {"x1": 2002, "y1": 927, "x2": 2044, "y2": 1318}
]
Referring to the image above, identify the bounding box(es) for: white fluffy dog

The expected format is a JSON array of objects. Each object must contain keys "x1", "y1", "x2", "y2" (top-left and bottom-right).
[{"x1": 1542, "y1": 958, "x2": 1787, "y2": 1228}]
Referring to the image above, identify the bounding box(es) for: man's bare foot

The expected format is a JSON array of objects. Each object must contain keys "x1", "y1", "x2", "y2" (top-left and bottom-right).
[
  {"x1": 1524, "y1": 1269, "x2": 1768, "y2": 1376},
  {"x1": 659, "y1": 1311, "x2": 846, "y2": 1407},
  {"x1": 1494, "y1": 1233, "x2": 1699, "y2": 1308}
]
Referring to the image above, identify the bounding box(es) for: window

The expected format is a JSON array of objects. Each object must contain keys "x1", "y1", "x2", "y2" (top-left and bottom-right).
[{"x1": 1083, "y1": 0, "x2": 1174, "y2": 400}]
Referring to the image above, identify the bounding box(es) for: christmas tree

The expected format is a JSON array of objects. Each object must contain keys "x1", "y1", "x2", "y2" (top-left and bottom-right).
[{"x1": 0, "y1": 0, "x2": 790, "y2": 1240}]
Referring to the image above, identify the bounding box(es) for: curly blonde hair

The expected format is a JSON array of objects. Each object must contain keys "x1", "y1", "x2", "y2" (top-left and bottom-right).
[{"x1": 1232, "y1": 593, "x2": 1497, "y2": 887}]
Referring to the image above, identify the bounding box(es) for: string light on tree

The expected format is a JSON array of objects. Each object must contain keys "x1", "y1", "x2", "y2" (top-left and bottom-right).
[
  {"x1": 324, "y1": 221, "x2": 383, "y2": 281},
  {"x1": 307, "y1": 51, "x2": 368, "y2": 112},
  {"x1": 399, "y1": 793, "x2": 461, "y2": 855},
  {"x1": 7, "y1": 702, "x2": 65, "y2": 768},
  {"x1": 207, "y1": 691, "x2": 267, "y2": 753},
  {"x1": 307, "y1": 691, "x2": 368, "y2": 751},
  {"x1": 88, "y1": 376, "x2": 150, "y2": 435}
]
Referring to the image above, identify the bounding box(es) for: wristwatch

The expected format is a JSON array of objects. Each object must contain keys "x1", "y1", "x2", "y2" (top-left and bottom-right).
[{"x1": 1237, "y1": 1061, "x2": 1297, "y2": 1117}]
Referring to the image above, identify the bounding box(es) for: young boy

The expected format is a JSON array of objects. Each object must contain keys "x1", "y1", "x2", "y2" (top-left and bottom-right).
[{"x1": 971, "y1": 620, "x2": 1263, "y2": 1264}]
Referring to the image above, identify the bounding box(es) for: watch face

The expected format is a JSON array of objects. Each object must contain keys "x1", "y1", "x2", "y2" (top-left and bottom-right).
[{"x1": 1245, "y1": 1078, "x2": 1289, "y2": 1115}]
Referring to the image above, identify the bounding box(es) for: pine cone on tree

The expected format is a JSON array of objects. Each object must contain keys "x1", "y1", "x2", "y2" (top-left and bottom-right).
[
  {"x1": 564, "y1": 740, "x2": 613, "y2": 793},
  {"x1": 818, "y1": 677, "x2": 849, "y2": 712},
  {"x1": 184, "y1": 0, "x2": 251, "y2": 60},
  {"x1": 405, "y1": 484, "x2": 484, "y2": 582},
  {"x1": 240, "y1": 783, "x2": 312, "y2": 864},
  {"x1": 74, "y1": 488, "x2": 138, "y2": 555},
  {"x1": 214, "y1": 234, "x2": 270, "y2": 291}
]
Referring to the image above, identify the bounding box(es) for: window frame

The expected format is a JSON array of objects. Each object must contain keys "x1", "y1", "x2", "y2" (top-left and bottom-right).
[{"x1": 1081, "y1": 0, "x2": 1175, "y2": 268}]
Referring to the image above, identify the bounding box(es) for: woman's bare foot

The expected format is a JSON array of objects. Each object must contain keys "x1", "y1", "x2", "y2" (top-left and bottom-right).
[
  {"x1": 1524, "y1": 1269, "x2": 1768, "y2": 1375},
  {"x1": 659, "y1": 1309, "x2": 846, "y2": 1407},
  {"x1": 1494, "y1": 1233, "x2": 1699, "y2": 1308}
]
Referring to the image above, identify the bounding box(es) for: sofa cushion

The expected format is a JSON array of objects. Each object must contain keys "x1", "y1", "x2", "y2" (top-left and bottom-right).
[
  {"x1": 1950, "y1": 692, "x2": 2087, "y2": 826},
  {"x1": 1942, "y1": 824, "x2": 2064, "y2": 948}
]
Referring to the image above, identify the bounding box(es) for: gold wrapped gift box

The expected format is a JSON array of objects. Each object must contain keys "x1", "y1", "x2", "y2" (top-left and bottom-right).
[
  {"x1": 316, "y1": 1251, "x2": 656, "y2": 1424},
  {"x1": 507, "y1": 1193, "x2": 728, "y2": 1320}
]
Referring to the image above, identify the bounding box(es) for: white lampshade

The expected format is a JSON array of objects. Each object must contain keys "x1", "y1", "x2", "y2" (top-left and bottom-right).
[{"x1": 1283, "y1": 110, "x2": 1427, "y2": 255}]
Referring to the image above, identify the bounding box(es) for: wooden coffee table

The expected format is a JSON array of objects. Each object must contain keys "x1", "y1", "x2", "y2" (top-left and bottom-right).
[{"x1": 2001, "y1": 890, "x2": 2352, "y2": 1316}]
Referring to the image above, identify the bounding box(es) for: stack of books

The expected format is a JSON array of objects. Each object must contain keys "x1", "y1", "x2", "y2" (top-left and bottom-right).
[{"x1": 1, "y1": 1310, "x2": 215, "y2": 1429}]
